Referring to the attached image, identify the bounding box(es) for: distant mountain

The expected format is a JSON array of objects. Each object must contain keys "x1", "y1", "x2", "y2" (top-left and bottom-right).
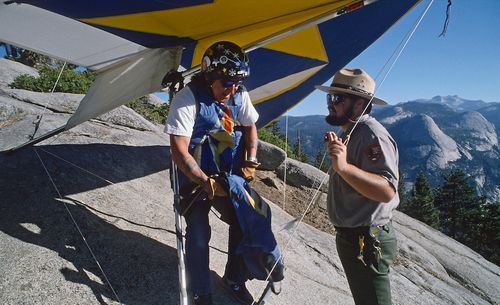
[
  {"x1": 410, "y1": 95, "x2": 495, "y2": 112},
  {"x1": 278, "y1": 96, "x2": 500, "y2": 202},
  {"x1": 477, "y1": 103, "x2": 500, "y2": 132}
]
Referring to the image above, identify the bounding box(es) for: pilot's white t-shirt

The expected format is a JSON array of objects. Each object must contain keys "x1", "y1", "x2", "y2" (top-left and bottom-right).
[{"x1": 165, "y1": 86, "x2": 259, "y2": 137}]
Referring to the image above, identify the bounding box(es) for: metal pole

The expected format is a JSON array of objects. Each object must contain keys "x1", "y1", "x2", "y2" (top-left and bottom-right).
[
  {"x1": 5, "y1": 125, "x2": 66, "y2": 154},
  {"x1": 171, "y1": 158, "x2": 190, "y2": 305}
]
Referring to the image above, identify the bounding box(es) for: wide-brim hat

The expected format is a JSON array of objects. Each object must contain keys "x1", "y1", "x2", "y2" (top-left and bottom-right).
[{"x1": 315, "y1": 68, "x2": 387, "y2": 105}]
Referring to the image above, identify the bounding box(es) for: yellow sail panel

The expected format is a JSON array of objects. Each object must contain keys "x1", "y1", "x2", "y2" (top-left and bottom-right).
[
  {"x1": 190, "y1": 3, "x2": 346, "y2": 66},
  {"x1": 265, "y1": 26, "x2": 328, "y2": 62},
  {"x1": 80, "y1": 0, "x2": 349, "y2": 46},
  {"x1": 250, "y1": 65, "x2": 326, "y2": 105},
  {"x1": 80, "y1": 1, "x2": 350, "y2": 36}
]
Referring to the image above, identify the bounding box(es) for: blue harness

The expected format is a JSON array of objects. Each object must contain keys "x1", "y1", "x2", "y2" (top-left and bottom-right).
[
  {"x1": 178, "y1": 82, "x2": 244, "y2": 194},
  {"x1": 219, "y1": 174, "x2": 284, "y2": 281},
  {"x1": 178, "y1": 82, "x2": 284, "y2": 281}
]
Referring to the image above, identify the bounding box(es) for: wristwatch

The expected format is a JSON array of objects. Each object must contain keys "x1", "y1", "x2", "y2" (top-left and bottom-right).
[{"x1": 246, "y1": 156, "x2": 258, "y2": 163}]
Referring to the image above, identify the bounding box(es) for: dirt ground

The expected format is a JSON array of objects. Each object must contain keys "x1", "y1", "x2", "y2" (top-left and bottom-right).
[{"x1": 251, "y1": 170, "x2": 336, "y2": 235}]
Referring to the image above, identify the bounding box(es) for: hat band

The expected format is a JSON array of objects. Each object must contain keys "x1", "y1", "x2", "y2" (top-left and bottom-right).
[{"x1": 333, "y1": 83, "x2": 373, "y2": 96}]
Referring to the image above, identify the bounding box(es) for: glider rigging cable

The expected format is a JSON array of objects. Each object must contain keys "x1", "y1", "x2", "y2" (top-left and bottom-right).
[
  {"x1": 347, "y1": 0, "x2": 435, "y2": 143},
  {"x1": 257, "y1": 1, "x2": 436, "y2": 300},
  {"x1": 282, "y1": 113, "x2": 288, "y2": 212},
  {"x1": 34, "y1": 148, "x2": 122, "y2": 304},
  {"x1": 30, "y1": 62, "x2": 67, "y2": 140},
  {"x1": 27, "y1": 1, "x2": 442, "y2": 303}
]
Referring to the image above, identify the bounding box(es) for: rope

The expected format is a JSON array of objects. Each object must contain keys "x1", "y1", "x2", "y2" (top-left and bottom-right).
[
  {"x1": 251, "y1": 165, "x2": 330, "y2": 305},
  {"x1": 39, "y1": 148, "x2": 115, "y2": 185},
  {"x1": 23, "y1": 2, "x2": 435, "y2": 302},
  {"x1": 33, "y1": 148, "x2": 122, "y2": 304},
  {"x1": 252, "y1": 0, "x2": 436, "y2": 301},
  {"x1": 282, "y1": 114, "x2": 289, "y2": 212},
  {"x1": 30, "y1": 62, "x2": 67, "y2": 140},
  {"x1": 301, "y1": 148, "x2": 329, "y2": 216},
  {"x1": 346, "y1": 0, "x2": 434, "y2": 143},
  {"x1": 36, "y1": 147, "x2": 169, "y2": 223}
]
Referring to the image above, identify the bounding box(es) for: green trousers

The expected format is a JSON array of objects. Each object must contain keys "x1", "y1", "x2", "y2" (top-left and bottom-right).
[{"x1": 336, "y1": 223, "x2": 397, "y2": 305}]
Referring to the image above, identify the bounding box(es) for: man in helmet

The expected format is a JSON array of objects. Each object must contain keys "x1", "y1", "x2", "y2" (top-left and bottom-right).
[
  {"x1": 165, "y1": 41, "x2": 259, "y2": 305},
  {"x1": 317, "y1": 68, "x2": 399, "y2": 305}
]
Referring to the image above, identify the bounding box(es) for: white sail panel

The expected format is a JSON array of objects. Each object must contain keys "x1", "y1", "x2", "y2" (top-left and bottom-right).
[
  {"x1": 0, "y1": 2, "x2": 145, "y2": 70},
  {"x1": 65, "y1": 47, "x2": 182, "y2": 129}
]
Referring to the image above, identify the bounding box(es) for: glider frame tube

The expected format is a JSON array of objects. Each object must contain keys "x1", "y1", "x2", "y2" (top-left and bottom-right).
[{"x1": 171, "y1": 158, "x2": 190, "y2": 305}]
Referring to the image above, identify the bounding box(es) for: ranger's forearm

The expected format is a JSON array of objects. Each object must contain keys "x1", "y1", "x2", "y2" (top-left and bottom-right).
[{"x1": 337, "y1": 164, "x2": 396, "y2": 202}]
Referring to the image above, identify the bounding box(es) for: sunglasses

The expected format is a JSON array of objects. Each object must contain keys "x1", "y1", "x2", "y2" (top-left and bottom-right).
[
  {"x1": 222, "y1": 79, "x2": 243, "y2": 88},
  {"x1": 327, "y1": 93, "x2": 349, "y2": 105}
]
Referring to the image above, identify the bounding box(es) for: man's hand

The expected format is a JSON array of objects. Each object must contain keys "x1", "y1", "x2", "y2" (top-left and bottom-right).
[
  {"x1": 241, "y1": 159, "x2": 260, "y2": 181},
  {"x1": 325, "y1": 132, "x2": 349, "y2": 173},
  {"x1": 204, "y1": 177, "x2": 227, "y2": 199}
]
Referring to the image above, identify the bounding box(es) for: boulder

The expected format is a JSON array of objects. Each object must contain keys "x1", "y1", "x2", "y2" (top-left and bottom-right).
[
  {"x1": 256, "y1": 140, "x2": 286, "y2": 170},
  {"x1": 276, "y1": 157, "x2": 329, "y2": 192},
  {"x1": 1, "y1": 88, "x2": 83, "y2": 113},
  {"x1": 0, "y1": 58, "x2": 39, "y2": 88}
]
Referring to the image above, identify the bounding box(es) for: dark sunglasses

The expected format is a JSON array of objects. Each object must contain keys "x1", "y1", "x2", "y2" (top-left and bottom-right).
[
  {"x1": 327, "y1": 93, "x2": 348, "y2": 105},
  {"x1": 222, "y1": 79, "x2": 243, "y2": 88}
]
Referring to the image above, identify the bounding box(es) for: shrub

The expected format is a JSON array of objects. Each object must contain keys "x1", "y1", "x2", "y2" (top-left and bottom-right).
[
  {"x1": 126, "y1": 98, "x2": 170, "y2": 125},
  {"x1": 258, "y1": 127, "x2": 296, "y2": 159},
  {"x1": 9, "y1": 66, "x2": 95, "y2": 94}
]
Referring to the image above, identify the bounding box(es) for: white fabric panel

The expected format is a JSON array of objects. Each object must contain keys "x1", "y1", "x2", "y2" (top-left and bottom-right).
[
  {"x1": 66, "y1": 47, "x2": 182, "y2": 129},
  {"x1": 248, "y1": 64, "x2": 326, "y2": 102},
  {"x1": 0, "y1": 3, "x2": 145, "y2": 70}
]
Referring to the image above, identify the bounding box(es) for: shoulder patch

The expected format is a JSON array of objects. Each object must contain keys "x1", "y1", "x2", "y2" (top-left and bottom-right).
[{"x1": 365, "y1": 144, "x2": 382, "y2": 163}]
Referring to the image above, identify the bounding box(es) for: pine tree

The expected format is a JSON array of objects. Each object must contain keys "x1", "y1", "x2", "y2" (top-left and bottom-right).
[
  {"x1": 313, "y1": 147, "x2": 329, "y2": 172},
  {"x1": 402, "y1": 172, "x2": 440, "y2": 229},
  {"x1": 397, "y1": 170, "x2": 410, "y2": 211},
  {"x1": 474, "y1": 202, "x2": 500, "y2": 265},
  {"x1": 267, "y1": 121, "x2": 283, "y2": 140},
  {"x1": 292, "y1": 133, "x2": 309, "y2": 163},
  {"x1": 433, "y1": 169, "x2": 500, "y2": 265},
  {"x1": 434, "y1": 169, "x2": 476, "y2": 239},
  {"x1": 293, "y1": 132, "x2": 301, "y2": 158},
  {"x1": 461, "y1": 197, "x2": 496, "y2": 262}
]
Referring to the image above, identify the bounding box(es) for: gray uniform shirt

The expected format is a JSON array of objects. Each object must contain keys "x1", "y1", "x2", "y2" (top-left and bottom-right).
[{"x1": 327, "y1": 115, "x2": 399, "y2": 227}]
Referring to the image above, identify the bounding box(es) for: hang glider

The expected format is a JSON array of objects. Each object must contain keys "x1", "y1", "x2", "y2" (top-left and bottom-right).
[{"x1": 0, "y1": 0, "x2": 422, "y2": 151}]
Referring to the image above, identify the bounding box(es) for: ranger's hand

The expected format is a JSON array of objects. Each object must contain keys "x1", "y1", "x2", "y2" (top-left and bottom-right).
[
  {"x1": 325, "y1": 132, "x2": 349, "y2": 173},
  {"x1": 241, "y1": 159, "x2": 261, "y2": 181},
  {"x1": 203, "y1": 177, "x2": 227, "y2": 199}
]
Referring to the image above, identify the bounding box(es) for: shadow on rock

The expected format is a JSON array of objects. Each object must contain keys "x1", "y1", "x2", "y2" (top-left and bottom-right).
[
  {"x1": 0, "y1": 144, "x2": 180, "y2": 305},
  {"x1": 9, "y1": 143, "x2": 171, "y2": 195}
]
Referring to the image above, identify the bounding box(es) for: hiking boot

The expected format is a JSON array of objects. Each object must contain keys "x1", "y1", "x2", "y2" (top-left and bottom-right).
[
  {"x1": 193, "y1": 294, "x2": 213, "y2": 305},
  {"x1": 222, "y1": 277, "x2": 254, "y2": 305},
  {"x1": 262, "y1": 253, "x2": 285, "y2": 282}
]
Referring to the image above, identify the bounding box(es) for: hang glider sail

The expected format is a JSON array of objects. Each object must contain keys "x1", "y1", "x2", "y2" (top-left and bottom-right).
[{"x1": 0, "y1": 0, "x2": 421, "y2": 151}]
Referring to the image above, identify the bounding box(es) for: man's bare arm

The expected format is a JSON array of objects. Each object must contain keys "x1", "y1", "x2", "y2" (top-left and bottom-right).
[
  {"x1": 170, "y1": 134, "x2": 208, "y2": 185},
  {"x1": 243, "y1": 123, "x2": 258, "y2": 159}
]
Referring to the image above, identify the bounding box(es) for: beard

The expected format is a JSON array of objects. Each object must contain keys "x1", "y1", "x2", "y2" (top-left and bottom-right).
[{"x1": 325, "y1": 104, "x2": 355, "y2": 126}]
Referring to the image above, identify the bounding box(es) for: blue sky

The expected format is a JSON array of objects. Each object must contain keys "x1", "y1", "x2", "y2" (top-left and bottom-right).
[
  {"x1": 288, "y1": 0, "x2": 500, "y2": 116},
  {"x1": 2, "y1": 1, "x2": 498, "y2": 118}
]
